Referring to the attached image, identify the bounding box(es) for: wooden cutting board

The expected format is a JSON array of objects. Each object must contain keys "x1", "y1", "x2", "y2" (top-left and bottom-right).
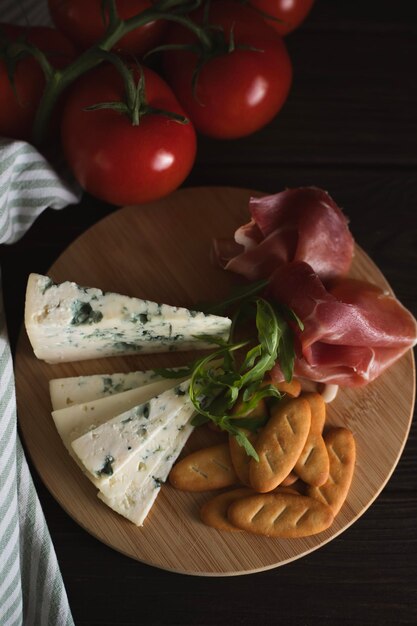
[{"x1": 15, "y1": 186, "x2": 415, "y2": 575}]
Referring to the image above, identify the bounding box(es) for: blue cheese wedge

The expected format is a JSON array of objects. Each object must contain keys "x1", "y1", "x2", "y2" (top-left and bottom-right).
[
  {"x1": 98, "y1": 421, "x2": 194, "y2": 526},
  {"x1": 51, "y1": 377, "x2": 181, "y2": 466},
  {"x1": 98, "y1": 403, "x2": 195, "y2": 499},
  {"x1": 49, "y1": 368, "x2": 185, "y2": 410},
  {"x1": 25, "y1": 273, "x2": 231, "y2": 363},
  {"x1": 71, "y1": 382, "x2": 192, "y2": 484},
  {"x1": 52, "y1": 375, "x2": 195, "y2": 525}
]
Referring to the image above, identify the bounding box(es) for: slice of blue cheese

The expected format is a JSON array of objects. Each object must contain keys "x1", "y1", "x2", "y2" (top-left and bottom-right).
[
  {"x1": 49, "y1": 367, "x2": 185, "y2": 410},
  {"x1": 98, "y1": 421, "x2": 194, "y2": 526},
  {"x1": 25, "y1": 273, "x2": 231, "y2": 363},
  {"x1": 98, "y1": 402, "x2": 195, "y2": 500},
  {"x1": 71, "y1": 382, "x2": 192, "y2": 485},
  {"x1": 51, "y1": 377, "x2": 183, "y2": 470}
]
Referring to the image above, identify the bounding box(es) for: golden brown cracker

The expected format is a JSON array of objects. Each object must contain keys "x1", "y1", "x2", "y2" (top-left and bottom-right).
[
  {"x1": 262, "y1": 377, "x2": 302, "y2": 398},
  {"x1": 273, "y1": 378, "x2": 302, "y2": 398},
  {"x1": 307, "y1": 427, "x2": 356, "y2": 515},
  {"x1": 228, "y1": 429, "x2": 258, "y2": 487},
  {"x1": 280, "y1": 470, "x2": 299, "y2": 487},
  {"x1": 272, "y1": 485, "x2": 300, "y2": 496},
  {"x1": 169, "y1": 443, "x2": 238, "y2": 492},
  {"x1": 228, "y1": 492, "x2": 334, "y2": 538},
  {"x1": 249, "y1": 397, "x2": 311, "y2": 493},
  {"x1": 301, "y1": 392, "x2": 326, "y2": 431},
  {"x1": 294, "y1": 392, "x2": 329, "y2": 486},
  {"x1": 200, "y1": 488, "x2": 255, "y2": 532}
]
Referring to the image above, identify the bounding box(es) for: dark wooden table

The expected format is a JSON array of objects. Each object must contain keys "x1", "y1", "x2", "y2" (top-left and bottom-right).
[{"x1": 1, "y1": 1, "x2": 416, "y2": 624}]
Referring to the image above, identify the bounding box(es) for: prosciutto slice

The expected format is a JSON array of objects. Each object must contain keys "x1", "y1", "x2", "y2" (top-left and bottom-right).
[
  {"x1": 213, "y1": 187, "x2": 354, "y2": 283},
  {"x1": 268, "y1": 262, "x2": 417, "y2": 387}
]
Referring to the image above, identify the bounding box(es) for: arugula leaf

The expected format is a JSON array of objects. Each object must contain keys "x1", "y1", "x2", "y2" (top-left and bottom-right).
[
  {"x1": 240, "y1": 384, "x2": 282, "y2": 409},
  {"x1": 154, "y1": 366, "x2": 192, "y2": 379},
  {"x1": 187, "y1": 297, "x2": 285, "y2": 459},
  {"x1": 279, "y1": 324, "x2": 296, "y2": 383},
  {"x1": 227, "y1": 415, "x2": 268, "y2": 432},
  {"x1": 226, "y1": 422, "x2": 259, "y2": 461},
  {"x1": 157, "y1": 288, "x2": 302, "y2": 463},
  {"x1": 238, "y1": 298, "x2": 283, "y2": 388},
  {"x1": 191, "y1": 414, "x2": 210, "y2": 427},
  {"x1": 278, "y1": 303, "x2": 305, "y2": 331},
  {"x1": 241, "y1": 344, "x2": 262, "y2": 371},
  {"x1": 201, "y1": 278, "x2": 269, "y2": 315},
  {"x1": 192, "y1": 334, "x2": 232, "y2": 347},
  {"x1": 256, "y1": 298, "x2": 280, "y2": 356}
]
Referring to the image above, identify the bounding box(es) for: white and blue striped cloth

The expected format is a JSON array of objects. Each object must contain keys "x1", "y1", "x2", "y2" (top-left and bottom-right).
[
  {"x1": 0, "y1": 136, "x2": 80, "y2": 625},
  {"x1": 0, "y1": 139, "x2": 78, "y2": 244},
  {"x1": 2, "y1": 1, "x2": 83, "y2": 622}
]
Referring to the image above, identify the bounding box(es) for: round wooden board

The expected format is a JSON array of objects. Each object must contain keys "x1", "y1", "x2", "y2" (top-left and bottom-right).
[{"x1": 15, "y1": 186, "x2": 415, "y2": 576}]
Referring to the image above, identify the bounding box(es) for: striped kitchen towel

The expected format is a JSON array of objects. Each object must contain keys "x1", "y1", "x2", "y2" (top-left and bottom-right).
[
  {"x1": 0, "y1": 139, "x2": 79, "y2": 244},
  {"x1": 0, "y1": 138, "x2": 80, "y2": 625}
]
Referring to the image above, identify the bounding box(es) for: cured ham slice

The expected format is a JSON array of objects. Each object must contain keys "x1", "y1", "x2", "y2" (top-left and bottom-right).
[
  {"x1": 212, "y1": 186, "x2": 415, "y2": 387},
  {"x1": 213, "y1": 187, "x2": 354, "y2": 283},
  {"x1": 268, "y1": 262, "x2": 417, "y2": 387}
]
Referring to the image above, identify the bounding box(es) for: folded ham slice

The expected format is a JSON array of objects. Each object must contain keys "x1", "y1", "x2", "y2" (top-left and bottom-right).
[
  {"x1": 212, "y1": 187, "x2": 354, "y2": 283},
  {"x1": 268, "y1": 262, "x2": 417, "y2": 387}
]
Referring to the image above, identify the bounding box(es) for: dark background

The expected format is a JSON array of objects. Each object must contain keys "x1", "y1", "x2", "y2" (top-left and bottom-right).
[{"x1": 1, "y1": 0, "x2": 416, "y2": 624}]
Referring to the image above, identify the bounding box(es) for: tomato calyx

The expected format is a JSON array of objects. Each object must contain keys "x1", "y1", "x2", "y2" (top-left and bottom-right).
[
  {"x1": 30, "y1": 0, "x2": 204, "y2": 144},
  {"x1": 84, "y1": 52, "x2": 188, "y2": 126},
  {"x1": 148, "y1": 7, "x2": 262, "y2": 98},
  {"x1": 190, "y1": 26, "x2": 262, "y2": 97}
]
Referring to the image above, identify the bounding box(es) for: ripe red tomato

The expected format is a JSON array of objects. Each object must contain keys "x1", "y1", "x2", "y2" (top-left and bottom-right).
[
  {"x1": 0, "y1": 25, "x2": 75, "y2": 141},
  {"x1": 162, "y1": 1, "x2": 292, "y2": 139},
  {"x1": 249, "y1": 0, "x2": 315, "y2": 35},
  {"x1": 60, "y1": 64, "x2": 197, "y2": 205},
  {"x1": 48, "y1": 0, "x2": 167, "y2": 56}
]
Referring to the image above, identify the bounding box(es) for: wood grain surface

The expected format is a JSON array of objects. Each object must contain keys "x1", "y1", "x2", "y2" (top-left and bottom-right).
[
  {"x1": 14, "y1": 187, "x2": 415, "y2": 575},
  {"x1": 1, "y1": 0, "x2": 416, "y2": 623}
]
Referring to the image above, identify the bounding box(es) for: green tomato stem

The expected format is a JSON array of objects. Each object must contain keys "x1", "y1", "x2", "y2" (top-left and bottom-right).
[{"x1": 31, "y1": 0, "x2": 207, "y2": 144}]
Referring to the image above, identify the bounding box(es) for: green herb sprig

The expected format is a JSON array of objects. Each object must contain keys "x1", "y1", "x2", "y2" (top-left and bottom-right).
[
  {"x1": 157, "y1": 288, "x2": 303, "y2": 462},
  {"x1": 193, "y1": 296, "x2": 301, "y2": 460}
]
